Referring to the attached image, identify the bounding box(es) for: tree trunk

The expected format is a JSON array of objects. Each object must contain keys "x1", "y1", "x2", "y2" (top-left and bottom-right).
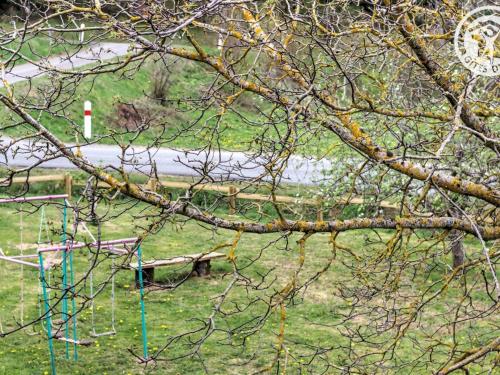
[
  {"x1": 449, "y1": 229, "x2": 465, "y2": 269},
  {"x1": 447, "y1": 206, "x2": 465, "y2": 269}
]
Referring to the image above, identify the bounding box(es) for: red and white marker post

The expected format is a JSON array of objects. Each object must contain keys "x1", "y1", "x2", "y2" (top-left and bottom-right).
[
  {"x1": 79, "y1": 23, "x2": 85, "y2": 44},
  {"x1": 84, "y1": 101, "x2": 92, "y2": 139}
]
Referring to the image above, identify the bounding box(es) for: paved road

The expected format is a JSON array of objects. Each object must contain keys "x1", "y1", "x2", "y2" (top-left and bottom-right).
[
  {"x1": 1, "y1": 43, "x2": 133, "y2": 85},
  {"x1": 0, "y1": 138, "x2": 332, "y2": 185},
  {"x1": 0, "y1": 43, "x2": 332, "y2": 184}
]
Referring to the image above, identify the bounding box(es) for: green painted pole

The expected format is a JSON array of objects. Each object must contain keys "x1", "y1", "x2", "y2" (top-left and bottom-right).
[
  {"x1": 61, "y1": 248, "x2": 69, "y2": 359},
  {"x1": 69, "y1": 250, "x2": 78, "y2": 361},
  {"x1": 64, "y1": 200, "x2": 78, "y2": 360},
  {"x1": 62, "y1": 201, "x2": 67, "y2": 244},
  {"x1": 39, "y1": 253, "x2": 56, "y2": 375},
  {"x1": 61, "y1": 202, "x2": 69, "y2": 359},
  {"x1": 136, "y1": 245, "x2": 148, "y2": 361}
]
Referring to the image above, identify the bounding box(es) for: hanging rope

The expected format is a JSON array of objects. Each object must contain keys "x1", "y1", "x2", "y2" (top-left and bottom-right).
[
  {"x1": 37, "y1": 205, "x2": 51, "y2": 247},
  {"x1": 89, "y1": 257, "x2": 117, "y2": 337},
  {"x1": 0, "y1": 246, "x2": 5, "y2": 335},
  {"x1": 84, "y1": 175, "x2": 147, "y2": 358},
  {"x1": 79, "y1": 177, "x2": 117, "y2": 338},
  {"x1": 19, "y1": 205, "x2": 24, "y2": 326}
]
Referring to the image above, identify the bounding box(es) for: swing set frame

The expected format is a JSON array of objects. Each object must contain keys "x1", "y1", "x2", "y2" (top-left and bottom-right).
[
  {"x1": 0, "y1": 194, "x2": 150, "y2": 375},
  {"x1": 0, "y1": 194, "x2": 69, "y2": 269}
]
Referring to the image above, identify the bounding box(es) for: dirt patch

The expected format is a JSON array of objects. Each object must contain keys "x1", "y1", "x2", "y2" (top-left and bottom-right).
[
  {"x1": 305, "y1": 284, "x2": 332, "y2": 303},
  {"x1": 113, "y1": 103, "x2": 148, "y2": 131},
  {"x1": 103, "y1": 221, "x2": 120, "y2": 231},
  {"x1": 111, "y1": 101, "x2": 184, "y2": 131}
]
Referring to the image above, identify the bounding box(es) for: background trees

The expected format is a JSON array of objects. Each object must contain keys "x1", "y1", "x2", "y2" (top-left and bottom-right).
[{"x1": 0, "y1": 1, "x2": 498, "y2": 373}]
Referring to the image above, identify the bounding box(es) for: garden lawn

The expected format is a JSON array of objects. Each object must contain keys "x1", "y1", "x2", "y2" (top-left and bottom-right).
[{"x1": 0, "y1": 197, "x2": 495, "y2": 374}]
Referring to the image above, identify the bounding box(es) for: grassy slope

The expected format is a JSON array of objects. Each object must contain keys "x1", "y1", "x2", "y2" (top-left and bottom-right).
[
  {"x1": 1, "y1": 21, "x2": 105, "y2": 63},
  {"x1": 0, "y1": 30, "x2": 340, "y2": 158},
  {"x1": 13, "y1": 36, "x2": 69, "y2": 62},
  {"x1": 2, "y1": 60, "x2": 337, "y2": 156},
  {"x1": 0, "y1": 200, "x2": 494, "y2": 375}
]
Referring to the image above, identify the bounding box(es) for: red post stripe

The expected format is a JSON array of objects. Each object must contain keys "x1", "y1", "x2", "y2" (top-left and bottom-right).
[{"x1": 84, "y1": 110, "x2": 92, "y2": 116}]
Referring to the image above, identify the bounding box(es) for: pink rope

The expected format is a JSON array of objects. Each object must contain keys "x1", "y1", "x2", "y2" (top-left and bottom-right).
[
  {"x1": 0, "y1": 255, "x2": 40, "y2": 268},
  {"x1": 0, "y1": 194, "x2": 69, "y2": 204},
  {"x1": 38, "y1": 238, "x2": 139, "y2": 253}
]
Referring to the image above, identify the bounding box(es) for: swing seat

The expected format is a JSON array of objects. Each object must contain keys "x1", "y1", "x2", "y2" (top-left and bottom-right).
[
  {"x1": 90, "y1": 330, "x2": 116, "y2": 338},
  {"x1": 53, "y1": 334, "x2": 94, "y2": 347}
]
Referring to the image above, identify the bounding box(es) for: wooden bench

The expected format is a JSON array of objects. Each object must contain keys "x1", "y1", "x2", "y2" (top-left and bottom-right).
[{"x1": 129, "y1": 252, "x2": 226, "y2": 286}]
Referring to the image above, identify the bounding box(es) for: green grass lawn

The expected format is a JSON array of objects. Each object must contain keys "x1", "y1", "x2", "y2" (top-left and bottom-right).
[{"x1": 0, "y1": 193, "x2": 496, "y2": 374}]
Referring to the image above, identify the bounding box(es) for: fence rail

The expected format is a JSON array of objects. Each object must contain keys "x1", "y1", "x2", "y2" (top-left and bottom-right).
[
  {"x1": 10, "y1": 174, "x2": 72, "y2": 199},
  {"x1": 5, "y1": 173, "x2": 399, "y2": 219}
]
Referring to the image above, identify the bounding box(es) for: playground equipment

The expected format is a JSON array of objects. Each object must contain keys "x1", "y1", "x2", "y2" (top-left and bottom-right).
[
  {"x1": 0, "y1": 194, "x2": 68, "y2": 337},
  {"x1": 0, "y1": 194, "x2": 149, "y2": 375}
]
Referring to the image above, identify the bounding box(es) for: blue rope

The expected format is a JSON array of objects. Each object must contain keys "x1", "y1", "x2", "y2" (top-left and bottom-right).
[
  {"x1": 136, "y1": 244, "x2": 148, "y2": 361},
  {"x1": 39, "y1": 253, "x2": 56, "y2": 375}
]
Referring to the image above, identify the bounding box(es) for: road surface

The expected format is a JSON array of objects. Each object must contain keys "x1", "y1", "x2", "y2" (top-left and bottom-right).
[{"x1": 0, "y1": 137, "x2": 332, "y2": 185}]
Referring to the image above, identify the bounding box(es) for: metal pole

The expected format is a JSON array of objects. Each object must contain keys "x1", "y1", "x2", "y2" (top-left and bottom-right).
[
  {"x1": 136, "y1": 244, "x2": 148, "y2": 361},
  {"x1": 69, "y1": 249, "x2": 78, "y2": 360},
  {"x1": 62, "y1": 202, "x2": 69, "y2": 359},
  {"x1": 38, "y1": 253, "x2": 56, "y2": 375},
  {"x1": 38, "y1": 238, "x2": 139, "y2": 253},
  {"x1": 69, "y1": 206, "x2": 78, "y2": 360}
]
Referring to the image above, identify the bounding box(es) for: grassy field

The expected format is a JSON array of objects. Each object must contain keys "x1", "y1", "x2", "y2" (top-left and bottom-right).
[
  {"x1": 0, "y1": 28, "x2": 342, "y2": 158},
  {"x1": 0, "y1": 191, "x2": 496, "y2": 375}
]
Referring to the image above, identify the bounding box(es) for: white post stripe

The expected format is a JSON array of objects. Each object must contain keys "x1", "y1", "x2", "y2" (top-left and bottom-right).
[
  {"x1": 80, "y1": 23, "x2": 85, "y2": 43},
  {"x1": 84, "y1": 100, "x2": 92, "y2": 139}
]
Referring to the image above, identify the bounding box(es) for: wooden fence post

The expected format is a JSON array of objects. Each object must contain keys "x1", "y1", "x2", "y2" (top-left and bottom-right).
[
  {"x1": 64, "y1": 174, "x2": 72, "y2": 200},
  {"x1": 228, "y1": 185, "x2": 237, "y2": 215},
  {"x1": 316, "y1": 197, "x2": 323, "y2": 222},
  {"x1": 146, "y1": 178, "x2": 159, "y2": 192}
]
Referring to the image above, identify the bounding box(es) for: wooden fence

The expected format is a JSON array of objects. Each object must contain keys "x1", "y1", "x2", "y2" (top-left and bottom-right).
[
  {"x1": 11, "y1": 174, "x2": 73, "y2": 199},
  {"x1": 6, "y1": 174, "x2": 399, "y2": 220}
]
